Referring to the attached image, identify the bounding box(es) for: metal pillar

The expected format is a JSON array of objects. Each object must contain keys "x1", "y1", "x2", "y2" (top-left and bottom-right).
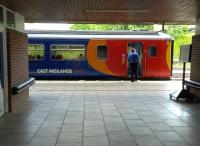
[
  {"x1": 182, "y1": 62, "x2": 186, "y2": 89},
  {"x1": 162, "y1": 22, "x2": 165, "y2": 31}
]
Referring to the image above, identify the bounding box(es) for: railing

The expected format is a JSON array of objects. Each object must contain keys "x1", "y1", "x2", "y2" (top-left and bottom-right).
[
  {"x1": 184, "y1": 79, "x2": 200, "y2": 90},
  {"x1": 12, "y1": 78, "x2": 35, "y2": 95}
]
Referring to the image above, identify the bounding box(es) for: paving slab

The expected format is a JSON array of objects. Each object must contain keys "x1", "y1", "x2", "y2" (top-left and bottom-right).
[{"x1": 1, "y1": 80, "x2": 199, "y2": 146}]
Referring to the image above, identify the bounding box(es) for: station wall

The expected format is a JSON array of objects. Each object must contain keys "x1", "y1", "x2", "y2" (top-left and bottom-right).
[
  {"x1": 190, "y1": 33, "x2": 200, "y2": 97},
  {"x1": 195, "y1": 18, "x2": 200, "y2": 35},
  {"x1": 0, "y1": 5, "x2": 27, "y2": 114},
  {"x1": 6, "y1": 29, "x2": 28, "y2": 112}
]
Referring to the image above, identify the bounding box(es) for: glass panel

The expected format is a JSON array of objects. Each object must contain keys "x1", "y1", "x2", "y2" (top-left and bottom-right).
[
  {"x1": 51, "y1": 45, "x2": 85, "y2": 60},
  {"x1": 28, "y1": 44, "x2": 45, "y2": 60},
  {"x1": 0, "y1": 7, "x2": 3, "y2": 27},
  {"x1": 0, "y1": 33, "x2": 3, "y2": 86},
  {"x1": 97, "y1": 45, "x2": 107, "y2": 60},
  {"x1": 148, "y1": 46, "x2": 157, "y2": 57},
  {"x1": 6, "y1": 10, "x2": 15, "y2": 28},
  {"x1": 0, "y1": 32, "x2": 4, "y2": 117}
]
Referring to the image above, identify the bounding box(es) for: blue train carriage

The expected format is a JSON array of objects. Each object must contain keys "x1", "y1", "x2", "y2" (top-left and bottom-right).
[{"x1": 28, "y1": 31, "x2": 173, "y2": 79}]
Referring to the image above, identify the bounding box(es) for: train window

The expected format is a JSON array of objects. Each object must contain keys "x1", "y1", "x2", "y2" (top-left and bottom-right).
[
  {"x1": 148, "y1": 46, "x2": 157, "y2": 57},
  {"x1": 50, "y1": 45, "x2": 86, "y2": 60},
  {"x1": 28, "y1": 44, "x2": 45, "y2": 60},
  {"x1": 97, "y1": 45, "x2": 107, "y2": 60}
]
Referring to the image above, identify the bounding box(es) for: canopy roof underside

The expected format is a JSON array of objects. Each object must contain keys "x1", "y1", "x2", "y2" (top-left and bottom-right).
[{"x1": 0, "y1": 0, "x2": 199, "y2": 24}]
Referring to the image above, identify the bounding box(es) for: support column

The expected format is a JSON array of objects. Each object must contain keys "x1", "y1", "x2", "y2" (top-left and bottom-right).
[
  {"x1": 0, "y1": 5, "x2": 26, "y2": 114},
  {"x1": 7, "y1": 29, "x2": 28, "y2": 112},
  {"x1": 162, "y1": 22, "x2": 165, "y2": 31},
  {"x1": 190, "y1": 18, "x2": 200, "y2": 97},
  {"x1": 195, "y1": 18, "x2": 200, "y2": 35}
]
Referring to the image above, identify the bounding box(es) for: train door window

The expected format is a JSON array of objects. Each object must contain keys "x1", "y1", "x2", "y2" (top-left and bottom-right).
[
  {"x1": 6, "y1": 10, "x2": 15, "y2": 28},
  {"x1": 28, "y1": 44, "x2": 45, "y2": 60},
  {"x1": 97, "y1": 45, "x2": 107, "y2": 60},
  {"x1": 50, "y1": 45, "x2": 86, "y2": 60},
  {"x1": 148, "y1": 46, "x2": 157, "y2": 57}
]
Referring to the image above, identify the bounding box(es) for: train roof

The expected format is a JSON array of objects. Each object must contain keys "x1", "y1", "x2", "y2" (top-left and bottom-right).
[{"x1": 27, "y1": 30, "x2": 173, "y2": 40}]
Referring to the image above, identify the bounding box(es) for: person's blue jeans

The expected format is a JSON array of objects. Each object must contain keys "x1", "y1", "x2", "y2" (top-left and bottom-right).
[{"x1": 129, "y1": 63, "x2": 138, "y2": 81}]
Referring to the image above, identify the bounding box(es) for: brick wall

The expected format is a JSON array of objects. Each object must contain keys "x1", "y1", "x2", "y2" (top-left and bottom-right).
[
  {"x1": 190, "y1": 35, "x2": 200, "y2": 97},
  {"x1": 6, "y1": 29, "x2": 29, "y2": 112}
]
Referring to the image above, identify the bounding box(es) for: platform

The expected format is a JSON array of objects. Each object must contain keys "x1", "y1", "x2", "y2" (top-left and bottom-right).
[{"x1": 0, "y1": 80, "x2": 200, "y2": 146}]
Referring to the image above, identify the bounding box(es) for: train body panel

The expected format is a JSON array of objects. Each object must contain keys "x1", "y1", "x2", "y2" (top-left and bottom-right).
[
  {"x1": 28, "y1": 31, "x2": 173, "y2": 79},
  {"x1": 142, "y1": 40, "x2": 170, "y2": 78},
  {"x1": 29, "y1": 38, "x2": 107, "y2": 78},
  {"x1": 87, "y1": 40, "x2": 128, "y2": 77}
]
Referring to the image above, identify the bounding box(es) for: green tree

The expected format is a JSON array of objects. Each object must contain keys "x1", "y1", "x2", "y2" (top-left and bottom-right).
[
  {"x1": 164, "y1": 25, "x2": 191, "y2": 37},
  {"x1": 165, "y1": 25, "x2": 194, "y2": 58},
  {"x1": 70, "y1": 24, "x2": 153, "y2": 31},
  {"x1": 70, "y1": 24, "x2": 194, "y2": 59}
]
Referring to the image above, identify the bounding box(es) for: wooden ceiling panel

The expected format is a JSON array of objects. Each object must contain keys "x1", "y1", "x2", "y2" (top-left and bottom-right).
[{"x1": 0, "y1": 0, "x2": 198, "y2": 23}]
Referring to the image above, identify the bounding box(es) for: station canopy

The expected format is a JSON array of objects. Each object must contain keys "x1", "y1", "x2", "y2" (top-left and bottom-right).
[{"x1": 0, "y1": 0, "x2": 199, "y2": 24}]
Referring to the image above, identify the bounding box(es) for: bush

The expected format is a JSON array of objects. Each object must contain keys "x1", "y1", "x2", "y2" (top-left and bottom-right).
[
  {"x1": 164, "y1": 25, "x2": 194, "y2": 59},
  {"x1": 173, "y1": 33, "x2": 193, "y2": 58}
]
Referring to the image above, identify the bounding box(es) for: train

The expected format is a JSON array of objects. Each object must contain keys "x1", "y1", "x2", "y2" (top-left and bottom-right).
[{"x1": 28, "y1": 31, "x2": 174, "y2": 79}]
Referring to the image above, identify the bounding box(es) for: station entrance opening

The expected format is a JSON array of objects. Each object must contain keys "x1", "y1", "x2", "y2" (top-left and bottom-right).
[{"x1": 0, "y1": 0, "x2": 199, "y2": 115}]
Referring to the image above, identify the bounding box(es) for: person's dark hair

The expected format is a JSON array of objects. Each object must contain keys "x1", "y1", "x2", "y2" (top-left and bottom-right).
[
  {"x1": 51, "y1": 55, "x2": 55, "y2": 59},
  {"x1": 37, "y1": 55, "x2": 41, "y2": 59},
  {"x1": 132, "y1": 49, "x2": 135, "y2": 53}
]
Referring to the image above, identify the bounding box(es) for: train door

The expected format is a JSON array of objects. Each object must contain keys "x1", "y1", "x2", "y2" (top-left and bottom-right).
[
  {"x1": 106, "y1": 40, "x2": 127, "y2": 76},
  {"x1": 128, "y1": 42, "x2": 143, "y2": 77},
  {"x1": 0, "y1": 32, "x2": 4, "y2": 117},
  {"x1": 143, "y1": 41, "x2": 159, "y2": 77}
]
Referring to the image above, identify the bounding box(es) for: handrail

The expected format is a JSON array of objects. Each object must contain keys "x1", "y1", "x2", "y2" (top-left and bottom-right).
[
  {"x1": 184, "y1": 79, "x2": 200, "y2": 89},
  {"x1": 12, "y1": 78, "x2": 35, "y2": 95}
]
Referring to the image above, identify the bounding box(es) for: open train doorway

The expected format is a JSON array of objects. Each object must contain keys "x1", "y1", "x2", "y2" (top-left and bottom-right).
[{"x1": 128, "y1": 42, "x2": 143, "y2": 78}]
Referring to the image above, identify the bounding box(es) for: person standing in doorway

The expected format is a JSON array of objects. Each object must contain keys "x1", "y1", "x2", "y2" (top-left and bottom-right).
[{"x1": 128, "y1": 49, "x2": 140, "y2": 82}]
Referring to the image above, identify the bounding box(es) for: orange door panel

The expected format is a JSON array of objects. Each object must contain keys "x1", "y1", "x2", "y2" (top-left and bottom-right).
[
  {"x1": 87, "y1": 40, "x2": 127, "y2": 77},
  {"x1": 106, "y1": 40, "x2": 127, "y2": 77},
  {"x1": 143, "y1": 40, "x2": 170, "y2": 78}
]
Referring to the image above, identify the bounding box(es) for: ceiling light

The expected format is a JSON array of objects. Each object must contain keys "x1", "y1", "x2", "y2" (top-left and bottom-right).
[{"x1": 86, "y1": 10, "x2": 149, "y2": 13}]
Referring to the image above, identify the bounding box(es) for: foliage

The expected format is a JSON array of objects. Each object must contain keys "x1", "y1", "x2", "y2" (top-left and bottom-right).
[
  {"x1": 28, "y1": 50, "x2": 44, "y2": 58},
  {"x1": 70, "y1": 24, "x2": 153, "y2": 31},
  {"x1": 164, "y1": 25, "x2": 194, "y2": 59},
  {"x1": 52, "y1": 50, "x2": 85, "y2": 60},
  {"x1": 28, "y1": 45, "x2": 45, "y2": 59},
  {"x1": 70, "y1": 24, "x2": 194, "y2": 59},
  {"x1": 164, "y1": 25, "x2": 191, "y2": 37},
  {"x1": 173, "y1": 33, "x2": 193, "y2": 58}
]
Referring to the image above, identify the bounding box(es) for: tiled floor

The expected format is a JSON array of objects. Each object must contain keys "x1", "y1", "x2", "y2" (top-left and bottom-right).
[{"x1": 0, "y1": 80, "x2": 200, "y2": 146}]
